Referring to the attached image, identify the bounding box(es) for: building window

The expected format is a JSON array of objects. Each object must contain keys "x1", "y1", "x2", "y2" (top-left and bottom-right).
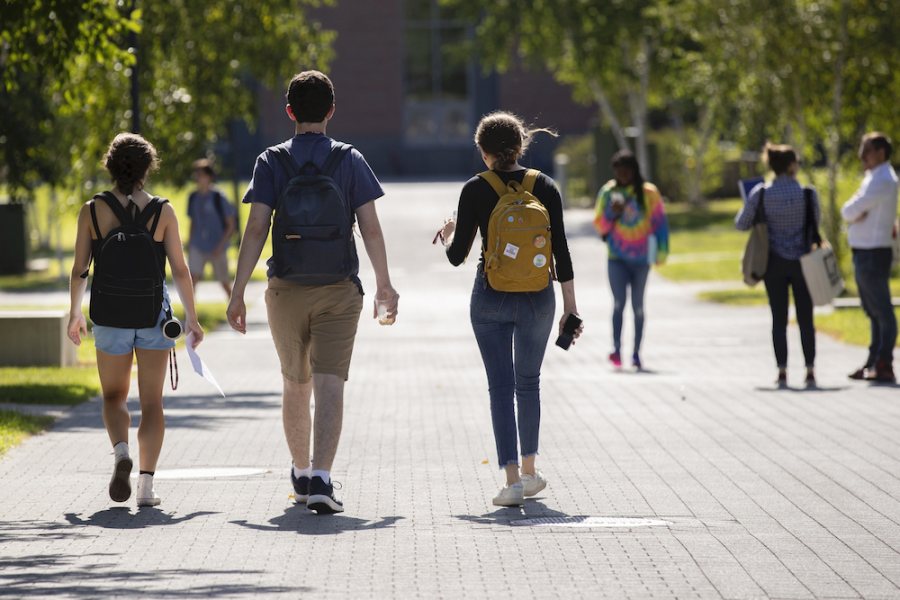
[{"x1": 404, "y1": 0, "x2": 471, "y2": 144}]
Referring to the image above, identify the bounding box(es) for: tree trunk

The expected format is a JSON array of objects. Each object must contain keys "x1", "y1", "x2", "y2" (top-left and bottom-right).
[
  {"x1": 631, "y1": 36, "x2": 651, "y2": 178},
  {"x1": 589, "y1": 81, "x2": 629, "y2": 151},
  {"x1": 826, "y1": 0, "x2": 848, "y2": 267}
]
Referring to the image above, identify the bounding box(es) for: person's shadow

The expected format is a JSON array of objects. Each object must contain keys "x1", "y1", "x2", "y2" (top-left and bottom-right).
[
  {"x1": 64, "y1": 507, "x2": 217, "y2": 529},
  {"x1": 230, "y1": 504, "x2": 404, "y2": 536},
  {"x1": 454, "y1": 500, "x2": 575, "y2": 527}
]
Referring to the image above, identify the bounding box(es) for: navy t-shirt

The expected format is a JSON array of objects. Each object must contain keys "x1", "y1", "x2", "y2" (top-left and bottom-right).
[
  {"x1": 242, "y1": 133, "x2": 385, "y2": 280},
  {"x1": 188, "y1": 188, "x2": 237, "y2": 253}
]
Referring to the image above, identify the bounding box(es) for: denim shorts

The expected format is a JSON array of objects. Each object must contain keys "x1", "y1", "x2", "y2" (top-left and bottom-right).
[{"x1": 92, "y1": 299, "x2": 176, "y2": 355}]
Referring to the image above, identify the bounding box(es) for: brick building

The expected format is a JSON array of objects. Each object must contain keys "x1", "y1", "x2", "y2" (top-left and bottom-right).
[{"x1": 252, "y1": 0, "x2": 595, "y2": 178}]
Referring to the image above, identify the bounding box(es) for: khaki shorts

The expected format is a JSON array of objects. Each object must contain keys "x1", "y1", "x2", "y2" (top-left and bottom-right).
[
  {"x1": 189, "y1": 247, "x2": 229, "y2": 282},
  {"x1": 265, "y1": 278, "x2": 364, "y2": 383}
]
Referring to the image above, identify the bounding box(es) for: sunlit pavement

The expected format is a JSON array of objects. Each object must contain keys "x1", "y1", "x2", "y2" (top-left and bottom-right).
[{"x1": 1, "y1": 181, "x2": 897, "y2": 599}]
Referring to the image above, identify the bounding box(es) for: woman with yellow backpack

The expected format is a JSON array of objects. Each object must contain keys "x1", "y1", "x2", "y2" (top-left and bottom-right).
[{"x1": 436, "y1": 111, "x2": 582, "y2": 507}]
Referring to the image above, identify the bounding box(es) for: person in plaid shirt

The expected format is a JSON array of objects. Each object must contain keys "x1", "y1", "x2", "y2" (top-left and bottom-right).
[{"x1": 736, "y1": 144, "x2": 820, "y2": 388}]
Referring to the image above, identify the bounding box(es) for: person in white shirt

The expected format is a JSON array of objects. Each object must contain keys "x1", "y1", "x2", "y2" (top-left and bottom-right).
[{"x1": 841, "y1": 132, "x2": 899, "y2": 383}]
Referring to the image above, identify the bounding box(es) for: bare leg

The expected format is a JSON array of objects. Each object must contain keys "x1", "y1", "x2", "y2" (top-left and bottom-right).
[
  {"x1": 521, "y1": 455, "x2": 536, "y2": 477},
  {"x1": 220, "y1": 280, "x2": 233, "y2": 298},
  {"x1": 96, "y1": 350, "x2": 135, "y2": 446},
  {"x1": 282, "y1": 377, "x2": 314, "y2": 468},
  {"x1": 311, "y1": 373, "x2": 344, "y2": 472},
  {"x1": 134, "y1": 348, "x2": 169, "y2": 472},
  {"x1": 504, "y1": 464, "x2": 521, "y2": 486}
]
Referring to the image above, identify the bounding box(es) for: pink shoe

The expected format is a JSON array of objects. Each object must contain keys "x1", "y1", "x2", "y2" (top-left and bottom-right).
[{"x1": 609, "y1": 352, "x2": 622, "y2": 368}]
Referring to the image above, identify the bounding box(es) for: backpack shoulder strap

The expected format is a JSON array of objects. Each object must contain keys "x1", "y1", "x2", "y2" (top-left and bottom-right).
[
  {"x1": 271, "y1": 146, "x2": 300, "y2": 179},
  {"x1": 88, "y1": 199, "x2": 102, "y2": 239},
  {"x1": 803, "y1": 187, "x2": 822, "y2": 247},
  {"x1": 478, "y1": 171, "x2": 507, "y2": 198},
  {"x1": 136, "y1": 197, "x2": 168, "y2": 237},
  {"x1": 322, "y1": 143, "x2": 353, "y2": 177},
  {"x1": 96, "y1": 191, "x2": 134, "y2": 228},
  {"x1": 213, "y1": 190, "x2": 227, "y2": 226},
  {"x1": 754, "y1": 186, "x2": 766, "y2": 223},
  {"x1": 522, "y1": 169, "x2": 540, "y2": 194}
]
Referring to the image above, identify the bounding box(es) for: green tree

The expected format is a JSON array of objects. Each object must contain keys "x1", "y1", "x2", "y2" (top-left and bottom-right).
[{"x1": 444, "y1": 0, "x2": 661, "y2": 175}]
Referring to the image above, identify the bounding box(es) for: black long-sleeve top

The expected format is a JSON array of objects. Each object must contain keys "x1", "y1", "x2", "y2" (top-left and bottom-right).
[{"x1": 445, "y1": 169, "x2": 574, "y2": 282}]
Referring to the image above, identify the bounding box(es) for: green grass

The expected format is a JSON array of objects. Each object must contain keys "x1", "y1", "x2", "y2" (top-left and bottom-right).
[
  {"x1": 0, "y1": 300, "x2": 227, "y2": 409},
  {"x1": 0, "y1": 367, "x2": 100, "y2": 405},
  {"x1": 698, "y1": 288, "x2": 769, "y2": 306},
  {"x1": 817, "y1": 308, "x2": 899, "y2": 347},
  {"x1": 0, "y1": 409, "x2": 54, "y2": 458}
]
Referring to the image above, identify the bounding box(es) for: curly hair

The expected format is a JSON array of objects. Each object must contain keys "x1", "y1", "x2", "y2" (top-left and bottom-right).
[
  {"x1": 474, "y1": 111, "x2": 557, "y2": 170},
  {"x1": 103, "y1": 133, "x2": 160, "y2": 196}
]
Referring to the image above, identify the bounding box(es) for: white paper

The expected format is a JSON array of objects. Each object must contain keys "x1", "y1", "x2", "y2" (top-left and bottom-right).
[{"x1": 185, "y1": 333, "x2": 225, "y2": 397}]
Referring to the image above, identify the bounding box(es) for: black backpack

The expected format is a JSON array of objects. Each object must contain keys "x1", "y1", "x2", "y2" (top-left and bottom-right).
[
  {"x1": 269, "y1": 143, "x2": 357, "y2": 284},
  {"x1": 88, "y1": 192, "x2": 168, "y2": 328}
]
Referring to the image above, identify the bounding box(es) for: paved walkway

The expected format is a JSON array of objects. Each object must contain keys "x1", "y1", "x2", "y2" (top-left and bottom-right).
[{"x1": 1, "y1": 182, "x2": 898, "y2": 599}]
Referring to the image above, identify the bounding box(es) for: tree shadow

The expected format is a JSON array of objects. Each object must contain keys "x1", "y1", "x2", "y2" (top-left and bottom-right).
[
  {"x1": 0, "y1": 553, "x2": 298, "y2": 597},
  {"x1": 454, "y1": 500, "x2": 573, "y2": 527},
  {"x1": 0, "y1": 520, "x2": 90, "y2": 544},
  {"x1": 50, "y1": 390, "x2": 282, "y2": 433},
  {"x1": 230, "y1": 504, "x2": 404, "y2": 536},
  {"x1": 64, "y1": 507, "x2": 218, "y2": 529}
]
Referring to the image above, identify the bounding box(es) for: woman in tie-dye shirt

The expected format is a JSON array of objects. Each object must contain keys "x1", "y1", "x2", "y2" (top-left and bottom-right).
[{"x1": 593, "y1": 150, "x2": 669, "y2": 370}]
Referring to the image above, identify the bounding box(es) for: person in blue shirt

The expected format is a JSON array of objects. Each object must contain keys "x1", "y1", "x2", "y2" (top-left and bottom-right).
[
  {"x1": 226, "y1": 70, "x2": 399, "y2": 515},
  {"x1": 187, "y1": 159, "x2": 237, "y2": 297}
]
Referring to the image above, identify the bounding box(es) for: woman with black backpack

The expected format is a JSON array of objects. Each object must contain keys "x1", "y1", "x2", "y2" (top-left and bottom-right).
[
  {"x1": 67, "y1": 133, "x2": 204, "y2": 507},
  {"x1": 436, "y1": 112, "x2": 582, "y2": 507}
]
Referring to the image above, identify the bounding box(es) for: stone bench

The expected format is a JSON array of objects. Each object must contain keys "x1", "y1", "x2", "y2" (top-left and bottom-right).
[{"x1": 0, "y1": 311, "x2": 77, "y2": 367}]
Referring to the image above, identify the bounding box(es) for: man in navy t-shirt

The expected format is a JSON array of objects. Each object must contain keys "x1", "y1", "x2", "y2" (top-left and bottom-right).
[
  {"x1": 187, "y1": 159, "x2": 237, "y2": 297},
  {"x1": 227, "y1": 70, "x2": 399, "y2": 514}
]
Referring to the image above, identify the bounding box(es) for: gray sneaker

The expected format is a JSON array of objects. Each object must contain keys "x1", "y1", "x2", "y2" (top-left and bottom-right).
[
  {"x1": 492, "y1": 482, "x2": 524, "y2": 507},
  {"x1": 521, "y1": 472, "x2": 548, "y2": 497}
]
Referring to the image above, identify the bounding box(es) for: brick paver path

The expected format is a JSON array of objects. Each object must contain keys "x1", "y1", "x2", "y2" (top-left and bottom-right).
[{"x1": 1, "y1": 182, "x2": 898, "y2": 599}]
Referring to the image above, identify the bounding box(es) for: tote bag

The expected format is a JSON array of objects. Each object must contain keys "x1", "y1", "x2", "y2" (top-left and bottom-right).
[
  {"x1": 799, "y1": 190, "x2": 844, "y2": 305},
  {"x1": 741, "y1": 188, "x2": 768, "y2": 287}
]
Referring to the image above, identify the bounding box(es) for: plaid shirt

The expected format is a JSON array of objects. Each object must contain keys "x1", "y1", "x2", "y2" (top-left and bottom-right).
[{"x1": 735, "y1": 176, "x2": 821, "y2": 260}]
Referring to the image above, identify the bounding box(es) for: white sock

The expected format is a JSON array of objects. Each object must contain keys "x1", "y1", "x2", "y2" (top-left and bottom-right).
[
  {"x1": 292, "y1": 464, "x2": 312, "y2": 479},
  {"x1": 113, "y1": 442, "x2": 129, "y2": 460},
  {"x1": 312, "y1": 469, "x2": 330, "y2": 483}
]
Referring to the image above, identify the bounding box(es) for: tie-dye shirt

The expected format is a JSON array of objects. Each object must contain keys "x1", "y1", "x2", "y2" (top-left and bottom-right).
[{"x1": 593, "y1": 180, "x2": 669, "y2": 264}]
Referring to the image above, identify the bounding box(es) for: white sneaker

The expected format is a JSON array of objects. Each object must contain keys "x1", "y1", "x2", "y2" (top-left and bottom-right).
[
  {"x1": 109, "y1": 447, "x2": 133, "y2": 503},
  {"x1": 136, "y1": 474, "x2": 161, "y2": 507},
  {"x1": 521, "y1": 471, "x2": 548, "y2": 497},
  {"x1": 492, "y1": 482, "x2": 524, "y2": 507}
]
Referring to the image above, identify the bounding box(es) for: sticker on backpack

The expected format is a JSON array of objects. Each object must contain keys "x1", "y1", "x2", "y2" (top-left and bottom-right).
[
  {"x1": 504, "y1": 243, "x2": 520, "y2": 259},
  {"x1": 533, "y1": 254, "x2": 547, "y2": 268}
]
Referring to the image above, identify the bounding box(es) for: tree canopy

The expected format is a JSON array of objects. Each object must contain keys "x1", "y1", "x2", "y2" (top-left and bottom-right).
[{"x1": 0, "y1": 0, "x2": 334, "y2": 202}]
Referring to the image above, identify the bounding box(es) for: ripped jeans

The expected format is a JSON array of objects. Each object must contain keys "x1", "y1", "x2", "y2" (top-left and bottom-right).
[{"x1": 470, "y1": 271, "x2": 555, "y2": 468}]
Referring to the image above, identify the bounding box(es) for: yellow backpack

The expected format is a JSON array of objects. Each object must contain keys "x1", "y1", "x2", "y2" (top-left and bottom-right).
[{"x1": 480, "y1": 169, "x2": 554, "y2": 292}]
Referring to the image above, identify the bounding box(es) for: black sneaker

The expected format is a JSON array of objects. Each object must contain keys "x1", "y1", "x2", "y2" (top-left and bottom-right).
[
  {"x1": 290, "y1": 467, "x2": 310, "y2": 504},
  {"x1": 307, "y1": 476, "x2": 344, "y2": 514}
]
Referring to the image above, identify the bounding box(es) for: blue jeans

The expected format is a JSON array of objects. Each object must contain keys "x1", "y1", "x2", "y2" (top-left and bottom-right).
[
  {"x1": 608, "y1": 259, "x2": 650, "y2": 355},
  {"x1": 853, "y1": 248, "x2": 896, "y2": 365},
  {"x1": 470, "y1": 273, "x2": 555, "y2": 468}
]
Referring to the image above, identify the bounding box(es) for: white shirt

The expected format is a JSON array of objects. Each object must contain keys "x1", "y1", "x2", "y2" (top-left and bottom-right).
[{"x1": 841, "y1": 162, "x2": 899, "y2": 249}]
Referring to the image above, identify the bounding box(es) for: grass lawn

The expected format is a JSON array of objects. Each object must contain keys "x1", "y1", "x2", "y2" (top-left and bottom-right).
[
  {"x1": 816, "y1": 308, "x2": 898, "y2": 347},
  {"x1": 658, "y1": 179, "x2": 898, "y2": 347},
  {"x1": 0, "y1": 410, "x2": 54, "y2": 458},
  {"x1": 0, "y1": 367, "x2": 99, "y2": 405},
  {"x1": 0, "y1": 299, "x2": 229, "y2": 459}
]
